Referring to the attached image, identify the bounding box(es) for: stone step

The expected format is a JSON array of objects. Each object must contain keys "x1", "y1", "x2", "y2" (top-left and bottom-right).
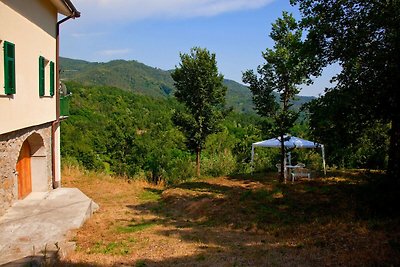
[{"x1": 0, "y1": 188, "x2": 98, "y2": 265}]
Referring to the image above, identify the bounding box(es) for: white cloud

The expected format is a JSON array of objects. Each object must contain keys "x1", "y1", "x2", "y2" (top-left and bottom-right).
[
  {"x1": 98, "y1": 49, "x2": 131, "y2": 56},
  {"x1": 74, "y1": 0, "x2": 275, "y2": 21}
]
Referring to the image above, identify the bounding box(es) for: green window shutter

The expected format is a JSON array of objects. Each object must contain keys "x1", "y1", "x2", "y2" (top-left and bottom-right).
[
  {"x1": 50, "y1": 61, "x2": 55, "y2": 96},
  {"x1": 39, "y1": 56, "x2": 45, "y2": 96},
  {"x1": 3, "y1": 41, "x2": 16, "y2": 94}
]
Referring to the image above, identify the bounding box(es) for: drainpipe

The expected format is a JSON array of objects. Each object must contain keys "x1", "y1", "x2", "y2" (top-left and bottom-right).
[{"x1": 51, "y1": 10, "x2": 80, "y2": 189}]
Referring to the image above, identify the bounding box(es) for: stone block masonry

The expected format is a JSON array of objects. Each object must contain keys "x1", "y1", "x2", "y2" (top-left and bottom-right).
[{"x1": 0, "y1": 122, "x2": 53, "y2": 217}]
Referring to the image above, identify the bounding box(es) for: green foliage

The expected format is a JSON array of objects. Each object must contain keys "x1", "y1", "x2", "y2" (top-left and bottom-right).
[
  {"x1": 242, "y1": 12, "x2": 315, "y2": 120},
  {"x1": 61, "y1": 80, "x2": 293, "y2": 180},
  {"x1": 60, "y1": 79, "x2": 386, "y2": 183},
  {"x1": 171, "y1": 47, "x2": 228, "y2": 176},
  {"x1": 306, "y1": 91, "x2": 389, "y2": 169},
  {"x1": 223, "y1": 79, "x2": 254, "y2": 113},
  {"x1": 202, "y1": 129, "x2": 238, "y2": 176},
  {"x1": 60, "y1": 81, "x2": 271, "y2": 182},
  {"x1": 60, "y1": 57, "x2": 174, "y2": 98},
  {"x1": 349, "y1": 124, "x2": 389, "y2": 169},
  {"x1": 61, "y1": 82, "x2": 189, "y2": 183},
  {"x1": 292, "y1": 0, "x2": 400, "y2": 178},
  {"x1": 60, "y1": 57, "x2": 314, "y2": 115},
  {"x1": 252, "y1": 148, "x2": 281, "y2": 173},
  {"x1": 243, "y1": 12, "x2": 317, "y2": 181}
]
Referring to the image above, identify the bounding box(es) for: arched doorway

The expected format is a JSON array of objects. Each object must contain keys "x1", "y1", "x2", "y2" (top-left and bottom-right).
[{"x1": 17, "y1": 140, "x2": 32, "y2": 199}]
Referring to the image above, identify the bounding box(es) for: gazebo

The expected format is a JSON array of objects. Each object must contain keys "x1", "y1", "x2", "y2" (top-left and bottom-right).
[{"x1": 251, "y1": 135, "x2": 326, "y2": 175}]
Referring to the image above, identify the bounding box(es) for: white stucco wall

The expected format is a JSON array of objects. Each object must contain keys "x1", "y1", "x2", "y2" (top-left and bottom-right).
[{"x1": 0, "y1": 0, "x2": 57, "y2": 135}]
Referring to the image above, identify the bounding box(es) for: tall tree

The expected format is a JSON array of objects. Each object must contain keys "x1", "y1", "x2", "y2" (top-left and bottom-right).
[
  {"x1": 292, "y1": 0, "x2": 400, "y2": 180},
  {"x1": 305, "y1": 89, "x2": 389, "y2": 169},
  {"x1": 171, "y1": 47, "x2": 227, "y2": 177},
  {"x1": 243, "y1": 12, "x2": 316, "y2": 182}
]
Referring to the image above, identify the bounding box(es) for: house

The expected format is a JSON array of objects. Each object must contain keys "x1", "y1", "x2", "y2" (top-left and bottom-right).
[{"x1": 0, "y1": 0, "x2": 80, "y2": 216}]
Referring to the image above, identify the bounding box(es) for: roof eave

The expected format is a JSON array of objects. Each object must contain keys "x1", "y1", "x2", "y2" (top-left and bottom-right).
[{"x1": 50, "y1": 0, "x2": 80, "y2": 18}]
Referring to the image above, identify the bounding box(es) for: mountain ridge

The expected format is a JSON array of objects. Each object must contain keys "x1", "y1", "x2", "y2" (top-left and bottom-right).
[{"x1": 60, "y1": 57, "x2": 314, "y2": 113}]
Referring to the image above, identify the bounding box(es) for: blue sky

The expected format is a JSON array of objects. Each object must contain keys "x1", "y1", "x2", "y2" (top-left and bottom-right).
[{"x1": 60, "y1": 0, "x2": 336, "y2": 96}]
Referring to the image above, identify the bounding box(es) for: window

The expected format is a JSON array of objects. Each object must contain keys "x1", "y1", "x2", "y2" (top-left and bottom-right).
[
  {"x1": 50, "y1": 61, "x2": 54, "y2": 96},
  {"x1": 38, "y1": 56, "x2": 55, "y2": 97},
  {"x1": 39, "y1": 56, "x2": 45, "y2": 96},
  {"x1": 3, "y1": 41, "x2": 16, "y2": 95}
]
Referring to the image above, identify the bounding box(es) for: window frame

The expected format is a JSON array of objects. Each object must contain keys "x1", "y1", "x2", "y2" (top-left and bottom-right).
[
  {"x1": 39, "y1": 56, "x2": 45, "y2": 96},
  {"x1": 50, "y1": 61, "x2": 55, "y2": 96},
  {"x1": 39, "y1": 56, "x2": 55, "y2": 97},
  {"x1": 3, "y1": 41, "x2": 16, "y2": 95}
]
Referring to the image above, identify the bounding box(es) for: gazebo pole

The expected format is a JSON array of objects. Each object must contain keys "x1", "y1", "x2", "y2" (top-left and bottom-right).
[
  {"x1": 251, "y1": 144, "x2": 255, "y2": 174},
  {"x1": 321, "y1": 145, "x2": 326, "y2": 175},
  {"x1": 284, "y1": 151, "x2": 288, "y2": 183}
]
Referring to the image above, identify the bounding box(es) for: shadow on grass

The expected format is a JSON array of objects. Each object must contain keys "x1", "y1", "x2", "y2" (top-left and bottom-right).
[
  {"x1": 229, "y1": 172, "x2": 280, "y2": 185},
  {"x1": 130, "y1": 170, "x2": 400, "y2": 228},
  {"x1": 175, "y1": 181, "x2": 232, "y2": 194},
  {"x1": 75, "y1": 170, "x2": 399, "y2": 266}
]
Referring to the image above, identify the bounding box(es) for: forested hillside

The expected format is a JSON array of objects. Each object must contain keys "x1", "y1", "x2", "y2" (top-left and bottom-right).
[
  {"x1": 60, "y1": 82, "x2": 322, "y2": 183},
  {"x1": 61, "y1": 82, "x2": 388, "y2": 182},
  {"x1": 60, "y1": 55, "x2": 389, "y2": 181},
  {"x1": 60, "y1": 57, "x2": 175, "y2": 98},
  {"x1": 60, "y1": 57, "x2": 312, "y2": 113}
]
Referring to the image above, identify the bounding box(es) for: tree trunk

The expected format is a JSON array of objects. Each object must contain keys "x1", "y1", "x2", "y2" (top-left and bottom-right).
[
  {"x1": 196, "y1": 147, "x2": 201, "y2": 177},
  {"x1": 388, "y1": 43, "x2": 400, "y2": 183},
  {"x1": 280, "y1": 85, "x2": 290, "y2": 183},
  {"x1": 388, "y1": 117, "x2": 400, "y2": 182},
  {"x1": 280, "y1": 133, "x2": 285, "y2": 183}
]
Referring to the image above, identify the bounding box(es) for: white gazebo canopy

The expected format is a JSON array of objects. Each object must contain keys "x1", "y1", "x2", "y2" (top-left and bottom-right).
[{"x1": 251, "y1": 135, "x2": 326, "y2": 175}]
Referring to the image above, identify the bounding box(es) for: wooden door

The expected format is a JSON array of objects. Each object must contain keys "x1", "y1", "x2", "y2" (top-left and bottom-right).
[{"x1": 17, "y1": 140, "x2": 32, "y2": 199}]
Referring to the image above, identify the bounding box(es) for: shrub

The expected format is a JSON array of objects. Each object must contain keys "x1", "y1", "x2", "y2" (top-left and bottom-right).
[{"x1": 202, "y1": 150, "x2": 236, "y2": 177}]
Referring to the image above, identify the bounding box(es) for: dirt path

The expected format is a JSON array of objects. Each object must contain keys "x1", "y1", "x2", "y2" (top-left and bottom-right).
[{"x1": 61, "y1": 168, "x2": 400, "y2": 266}]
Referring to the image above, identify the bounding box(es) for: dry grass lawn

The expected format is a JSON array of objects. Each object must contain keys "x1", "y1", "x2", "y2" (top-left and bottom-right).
[{"x1": 60, "y1": 167, "x2": 400, "y2": 266}]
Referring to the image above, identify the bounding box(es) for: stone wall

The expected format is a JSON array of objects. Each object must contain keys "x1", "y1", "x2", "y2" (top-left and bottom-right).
[{"x1": 0, "y1": 123, "x2": 53, "y2": 217}]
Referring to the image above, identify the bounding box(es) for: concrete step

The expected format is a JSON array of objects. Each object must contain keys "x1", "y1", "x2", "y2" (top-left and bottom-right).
[{"x1": 0, "y1": 188, "x2": 98, "y2": 265}]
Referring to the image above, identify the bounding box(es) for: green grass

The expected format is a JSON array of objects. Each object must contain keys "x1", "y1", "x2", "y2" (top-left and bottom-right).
[
  {"x1": 116, "y1": 222, "x2": 156, "y2": 233},
  {"x1": 90, "y1": 240, "x2": 133, "y2": 255},
  {"x1": 303, "y1": 185, "x2": 318, "y2": 192},
  {"x1": 67, "y1": 170, "x2": 400, "y2": 266},
  {"x1": 138, "y1": 189, "x2": 162, "y2": 202},
  {"x1": 196, "y1": 254, "x2": 206, "y2": 261},
  {"x1": 135, "y1": 259, "x2": 147, "y2": 267},
  {"x1": 240, "y1": 189, "x2": 272, "y2": 202},
  {"x1": 150, "y1": 201, "x2": 166, "y2": 213}
]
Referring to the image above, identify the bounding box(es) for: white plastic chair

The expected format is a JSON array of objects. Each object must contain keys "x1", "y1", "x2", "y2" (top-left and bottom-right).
[{"x1": 275, "y1": 163, "x2": 281, "y2": 172}]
